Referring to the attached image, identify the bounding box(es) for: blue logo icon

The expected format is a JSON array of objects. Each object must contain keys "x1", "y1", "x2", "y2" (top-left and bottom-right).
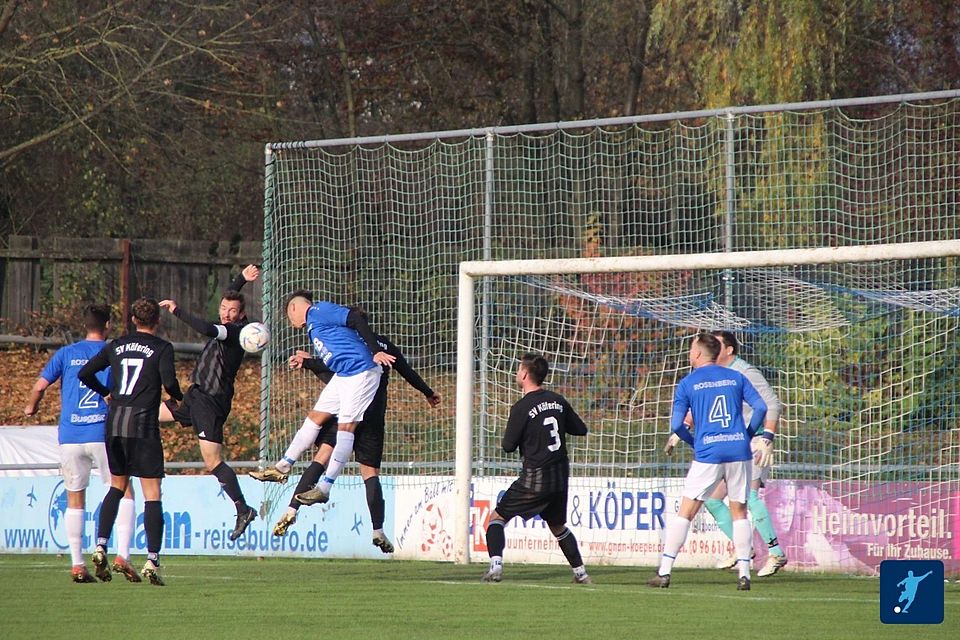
[
  {"x1": 880, "y1": 560, "x2": 944, "y2": 624},
  {"x1": 47, "y1": 480, "x2": 70, "y2": 550}
]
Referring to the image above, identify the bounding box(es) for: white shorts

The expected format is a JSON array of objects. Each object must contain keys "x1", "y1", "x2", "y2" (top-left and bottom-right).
[
  {"x1": 683, "y1": 460, "x2": 752, "y2": 503},
  {"x1": 60, "y1": 442, "x2": 110, "y2": 492},
  {"x1": 312, "y1": 366, "x2": 382, "y2": 423}
]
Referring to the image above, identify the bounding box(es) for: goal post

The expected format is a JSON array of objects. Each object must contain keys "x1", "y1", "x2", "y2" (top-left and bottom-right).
[{"x1": 454, "y1": 239, "x2": 960, "y2": 565}]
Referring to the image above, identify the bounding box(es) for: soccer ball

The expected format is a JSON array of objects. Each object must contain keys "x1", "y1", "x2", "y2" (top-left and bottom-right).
[{"x1": 239, "y1": 322, "x2": 270, "y2": 354}]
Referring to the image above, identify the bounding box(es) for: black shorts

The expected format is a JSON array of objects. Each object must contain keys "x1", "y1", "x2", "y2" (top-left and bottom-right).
[
  {"x1": 166, "y1": 387, "x2": 228, "y2": 444},
  {"x1": 312, "y1": 407, "x2": 386, "y2": 469},
  {"x1": 106, "y1": 435, "x2": 165, "y2": 479},
  {"x1": 495, "y1": 480, "x2": 568, "y2": 526}
]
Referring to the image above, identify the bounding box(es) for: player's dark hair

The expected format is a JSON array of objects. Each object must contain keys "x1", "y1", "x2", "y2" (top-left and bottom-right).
[
  {"x1": 696, "y1": 332, "x2": 722, "y2": 362},
  {"x1": 83, "y1": 304, "x2": 111, "y2": 332},
  {"x1": 711, "y1": 330, "x2": 739, "y2": 355},
  {"x1": 285, "y1": 289, "x2": 314, "y2": 309},
  {"x1": 222, "y1": 289, "x2": 245, "y2": 313},
  {"x1": 520, "y1": 353, "x2": 549, "y2": 385},
  {"x1": 131, "y1": 298, "x2": 160, "y2": 329}
]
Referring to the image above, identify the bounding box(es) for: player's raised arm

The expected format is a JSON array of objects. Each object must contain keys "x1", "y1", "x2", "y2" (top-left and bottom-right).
[
  {"x1": 77, "y1": 344, "x2": 113, "y2": 398},
  {"x1": 228, "y1": 264, "x2": 260, "y2": 292},
  {"x1": 381, "y1": 337, "x2": 439, "y2": 406},
  {"x1": 160, "y1": 299, "x2": 225, "y2": 340}
]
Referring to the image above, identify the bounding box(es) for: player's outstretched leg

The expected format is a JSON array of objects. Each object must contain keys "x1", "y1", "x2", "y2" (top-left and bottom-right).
[
  {"x1": 482, "y1": 519, "x2": 506, "y2": 582},
  {"x1": 211, "y1": 461, "x2": 256, "y2": 541},
  {"x1": 253, "y1": 418, "x2": 325, "y2": 483},
  {"x1": 749, "y1": 489, "x2": 788, "y2": 577},
  {"x1": 553, "y1": 526, "x2": 591, "y2": 584}
]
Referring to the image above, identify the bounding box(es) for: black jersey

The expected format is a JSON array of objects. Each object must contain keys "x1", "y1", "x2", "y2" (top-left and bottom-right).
[
  {"x1": 303, "y1": 334, "x2": 434, "y2": 400},
  {"x1": 172, "y1": 272, "x2": 249, "y2": 407},
  {"x1": 79, "y1": 332, "x2": 182, "y2": 439},
  {"x1": 503, "y1": 388, "x2": 588, "y2": 493},
  {"x1": 188, "y1": 318, "x2": 246, "y2": 402}
]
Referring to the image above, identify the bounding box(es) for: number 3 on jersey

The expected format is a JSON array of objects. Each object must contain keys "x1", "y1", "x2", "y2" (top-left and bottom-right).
[
  {"x1": 709, "y1": 395, "x2": 732, "y2": 429},
  {"x1": 544, "y1": 416, "x2": 561, "y2": 451},
  {"x1": 118, "y1": 358, "x2": 144, "y2": 396}
]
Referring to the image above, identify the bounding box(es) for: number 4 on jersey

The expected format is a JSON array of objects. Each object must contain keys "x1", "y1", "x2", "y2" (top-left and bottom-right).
[{"x1": 709, "y1": 395, "x2": 731, "y2": 429}]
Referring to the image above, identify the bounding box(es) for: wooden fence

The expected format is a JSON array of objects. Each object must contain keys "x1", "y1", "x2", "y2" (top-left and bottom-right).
[{"x1": 0, "y1": 235, "x2": 263, "y2": 344}]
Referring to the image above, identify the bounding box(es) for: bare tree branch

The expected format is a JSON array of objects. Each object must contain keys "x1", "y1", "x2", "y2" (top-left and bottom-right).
[{"x1": 0, "y1": 0, "x2": 19, "y2": 37}]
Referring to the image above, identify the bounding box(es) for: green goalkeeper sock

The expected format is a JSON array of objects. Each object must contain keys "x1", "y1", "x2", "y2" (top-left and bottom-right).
[
  {"x1": 748, "y1": 489, "x2": 784, "y2": 557},
  {"x1": 704, "y1": 498, "x2": 733, "y2": 539}
]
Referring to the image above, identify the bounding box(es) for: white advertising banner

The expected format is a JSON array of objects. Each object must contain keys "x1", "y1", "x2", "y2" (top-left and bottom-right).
[{"x1": 391, "y1": 475, "x2": 734, "y2": 567}]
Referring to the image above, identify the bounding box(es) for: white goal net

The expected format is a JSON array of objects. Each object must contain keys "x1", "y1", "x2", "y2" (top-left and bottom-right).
[{"x1": 454, "y1": 242, "x2": 960, "y2": 571}]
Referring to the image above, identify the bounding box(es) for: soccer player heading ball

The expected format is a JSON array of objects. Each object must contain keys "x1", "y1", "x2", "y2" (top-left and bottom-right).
[{"x1": 263, "y1": 291, "x2": 395, "y2": 505}]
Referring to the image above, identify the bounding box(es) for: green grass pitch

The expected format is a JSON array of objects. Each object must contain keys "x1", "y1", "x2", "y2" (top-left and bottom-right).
[{"x1": 1, "y1": 555, "x2": 956, "y2": 639}]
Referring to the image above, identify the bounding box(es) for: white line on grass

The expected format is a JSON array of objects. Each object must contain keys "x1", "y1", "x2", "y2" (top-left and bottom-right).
[
  {"x1": 427, "y1": 580, "x2": 595, "y2": 591},
  {"x1": 424, "y1": 580, "x2": 880, "y2": 603}
]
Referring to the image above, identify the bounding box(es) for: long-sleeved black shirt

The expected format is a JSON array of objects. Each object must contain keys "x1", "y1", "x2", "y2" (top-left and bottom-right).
[
  {"x1": 502, "y1": 388, "x2": 588, "y2": 493},
  {"x1": 170, "y1": 271, "x2": 249, "y2": 409},
  {"x1": 79, "y1": 331, "x2": 182, "y2": 438}
]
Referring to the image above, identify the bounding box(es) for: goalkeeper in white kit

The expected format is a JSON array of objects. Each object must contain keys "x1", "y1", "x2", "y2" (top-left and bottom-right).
[{"x1": 665, "y1": 330, "x2": 787, "y2": 577}]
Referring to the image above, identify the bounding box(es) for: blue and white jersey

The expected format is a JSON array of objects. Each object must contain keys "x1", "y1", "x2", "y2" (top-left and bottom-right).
[
  {"x1": 40, "y1": 340, "x2": 112, "y2": 444},
  {"x1": 305, "y1": 302, "x2": 376, "y2": 376},
  {"x1": 670, "y1": 364, "x2": 767, "y2": 463}
]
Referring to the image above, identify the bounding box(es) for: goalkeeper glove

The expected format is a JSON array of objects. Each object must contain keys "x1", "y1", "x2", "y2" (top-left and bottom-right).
[
  {"x1": 751, "y1": 431, "x2": 775, "y2": 468},
  {"x1": 663, "y1": 432, "x2": 681, "y2": 455}
]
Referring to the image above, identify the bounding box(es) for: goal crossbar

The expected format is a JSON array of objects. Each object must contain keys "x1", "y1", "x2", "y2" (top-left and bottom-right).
[{"x1": 453, "y1": 239, "x2": 960, "y2": 563}]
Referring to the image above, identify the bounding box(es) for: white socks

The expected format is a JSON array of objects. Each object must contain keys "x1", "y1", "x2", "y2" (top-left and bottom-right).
[
  {"x1": 66, "y1": 508, "x2": 85, "y2": 566},
  {"x1": 733, "y1": 517, "x2": 753, "y2": 579},
  {"x1": 658, "y1": 515, "x2": 691, "y2": 577},
  {"x1": 116, "y1": 497, "x2": 136, "y2": 560},
  {"x1": 279, "y1": 418, "x2": 321, "y2": 471},
  {"x1": 318, "y1": 430, "x2": 355, "y2": 494}
]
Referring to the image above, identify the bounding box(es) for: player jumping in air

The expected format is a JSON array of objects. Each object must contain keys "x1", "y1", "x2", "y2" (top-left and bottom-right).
[
  {"x1": 255, "y1": 326, "x2": 439, "y2": 554},
  {"x1": 257, "y1": 291, "x2": 394, "y2": 505},
  {"x1": 651, "y1": 332, "x2": 767, "y2": 591},
  {"x1": 158, "y1": 264, "x2": 260, "y2": 541},
  {"x1": 481, "y1": 353, "x2": 591, "y2": 585}
]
